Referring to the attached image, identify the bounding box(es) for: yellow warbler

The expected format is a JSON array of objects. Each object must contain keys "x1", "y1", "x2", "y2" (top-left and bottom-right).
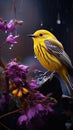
[{"x1": 28, "y1": 29, "x2": 73, "y2": 97}]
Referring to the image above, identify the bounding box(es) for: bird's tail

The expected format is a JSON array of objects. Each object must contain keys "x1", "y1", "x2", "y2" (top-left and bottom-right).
[{"x1": 63, "y1": 74, "x2": 73, "y2": 97}]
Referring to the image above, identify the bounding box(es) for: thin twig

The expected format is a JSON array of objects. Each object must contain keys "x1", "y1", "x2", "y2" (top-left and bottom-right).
[
  {"x1": 14, "y1": 0, "x2": 16, "y2": 19},
  {"x1": 0, "y1": 108, "x2": 22, "y2": 119},
  {"x1": 0, "y1": 121, "x2": 11, "y2": 130}
]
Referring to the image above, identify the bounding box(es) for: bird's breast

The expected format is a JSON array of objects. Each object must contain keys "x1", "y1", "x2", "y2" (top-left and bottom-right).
[{"x1": 34, "y1": 42, "x2": 62, "y2": 71}]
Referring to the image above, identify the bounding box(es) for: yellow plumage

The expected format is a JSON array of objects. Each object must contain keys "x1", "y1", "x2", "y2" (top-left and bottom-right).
[{"x1": 29, "y1": 29, "x2": 73, "y2": 97}]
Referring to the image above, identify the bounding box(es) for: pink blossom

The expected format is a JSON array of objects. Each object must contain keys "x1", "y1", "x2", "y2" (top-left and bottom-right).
[
  {"x1": 6, "y1": 34, "x2": 19, "y2": 44},
  {"x1": 7, "y1": 19, "x2": 16, "y2": 32}
]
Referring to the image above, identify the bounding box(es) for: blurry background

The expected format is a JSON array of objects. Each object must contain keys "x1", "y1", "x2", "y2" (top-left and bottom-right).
[
  {"x1": 0, "y1": 0, "x2": 73, "y2": 69},
  {"x1": 0, "y1": 1, "x2": 73, "y2": 129}
]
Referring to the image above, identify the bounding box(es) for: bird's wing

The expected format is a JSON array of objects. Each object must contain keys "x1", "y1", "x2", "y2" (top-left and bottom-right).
[{"x1": 44, "y1": 40, "x2": 73, "y2": 69}]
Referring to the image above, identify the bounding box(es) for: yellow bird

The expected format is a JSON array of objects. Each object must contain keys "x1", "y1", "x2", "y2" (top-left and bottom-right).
[{"x1": 28, "y1": 29, "x2": 73, "y2": 97}]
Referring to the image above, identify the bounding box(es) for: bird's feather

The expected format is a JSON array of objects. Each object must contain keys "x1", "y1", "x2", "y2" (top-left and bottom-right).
[{"x1": 44, "y1": 40, "x2": 73, "y2": 71}]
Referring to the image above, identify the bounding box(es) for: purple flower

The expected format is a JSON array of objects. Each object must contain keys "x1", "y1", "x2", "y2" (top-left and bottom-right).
[
  {"x1": 5, "y1": 61, "x2": 19, "y2": 77},
  {"x1": 7, "y1": 19, "x2": 16, "y2": 32},
  {"x1": 6, "y1": 34, "x2": 19, "y2": 44},
  {"x1": 19, "y1": 65, "x2": 29, "y2": 72},
  {"x1": 17, "y1": 90, "x2": 56, "y2": 125},
  {"x1": 13, "y1": 77, "x2": 23, "y2": 85},
  {"x1": 6, "y1": 61, "x2": 19, "y2": 69},
  {"x1": 27, "y1": 107, "x2": 37, "y2": 120},
  {"x1": 34, "y1": 91, "x2": 45, "y2": 99},
  {"x1": 4, "y1": 61, "x2": 29, "y2": 89},
  {"x1": 0, "y1": 21, "x2": 7, "y2": 32},
  {"x1": 18, "y1": 115, "x2": 27, "y2": 125},
  {"x1": 19, "y1": 65, "x2": 29, "y2": 76},
  {"x1": 18, "y1": 105, "x2": 42, "y2": 124},
  {"x1": 28, "y1": 80, "x2": 38, "y2": 89},
  {"x1": 18, "y1": 108, "x2": 37, "y2": 125},
  {"x1": 35, "y1": 104, "x2": 44, "y2": 112}
]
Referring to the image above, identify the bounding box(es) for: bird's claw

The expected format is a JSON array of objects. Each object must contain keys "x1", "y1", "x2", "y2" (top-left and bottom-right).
[
  {"x1": 48, "y1": 71, "x2": 56, "y2": 81},
  {"x1": 37, "y1": 71, "x2": 55, "y2": 86}
]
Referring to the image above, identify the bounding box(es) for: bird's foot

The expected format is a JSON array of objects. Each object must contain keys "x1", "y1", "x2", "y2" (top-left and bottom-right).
[
  {"x1": 47, "y1": 71, "x2": 56, "y2": 81},
  {"x1": 37, "y1": 71, "x2": 55, "y2": 86}
]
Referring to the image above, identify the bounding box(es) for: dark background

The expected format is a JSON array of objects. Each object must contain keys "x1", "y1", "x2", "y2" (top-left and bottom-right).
[
  {"x1": 0, "y1": 0, "x2": 73, "y2": 68},
  {"x1": 0, "y1": 1, "x2": 73, "y2": 129}
]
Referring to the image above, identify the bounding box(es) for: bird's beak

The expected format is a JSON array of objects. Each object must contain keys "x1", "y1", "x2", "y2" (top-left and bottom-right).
[{"x1": 27, "y1": 34, "x2": 36, "y2": 38}]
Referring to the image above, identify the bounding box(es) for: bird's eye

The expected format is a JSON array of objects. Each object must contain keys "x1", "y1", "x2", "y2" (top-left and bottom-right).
[{"x1": 39, "y1": 34, "x2": 43, "y2": 37}]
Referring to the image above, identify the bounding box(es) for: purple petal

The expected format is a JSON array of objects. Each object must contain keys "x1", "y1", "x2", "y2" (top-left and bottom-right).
[
  {"x1": 19, "y1": 65, "x2": 29, "y2": 72},
  {"x1": 27, "y1": 107, "x2": 36, "y2": 120},
  {"x1": 14, "y1": 77, "x2": 23, "y2": 85},
  {"x1": 4, "y1": 61, "x2": 29, "y2": 86},
  {"x1": 7, "y1": 19, "x2": 16, "y2": 32},
  {"x1": 28, "y1": 80, "x2": 38, "y2": 89},
  {"x1": 5, "y1": 61, "x2": 19, "y2": 78},
  {"x1": 6, "y1": 34, "x2": 19, "y2": 44},
  {"x1": 19, "y1": 65, "x2": 29, "y2": 70},
  {"x1": 35, "y1": 92, "x2": 45, "y2": 98},
  {"x1": 5, "y1": 61, "x2": 19, "y2": 74},
  {"x1": 18, "y1": 115, "x2": 27, "y2": 125},
  {"x1": 7, "y1": 61, "x2": 18, "y2": 67},
  {"x1": 35, "y1": 104, "x2": 44, "y2": 111}
]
